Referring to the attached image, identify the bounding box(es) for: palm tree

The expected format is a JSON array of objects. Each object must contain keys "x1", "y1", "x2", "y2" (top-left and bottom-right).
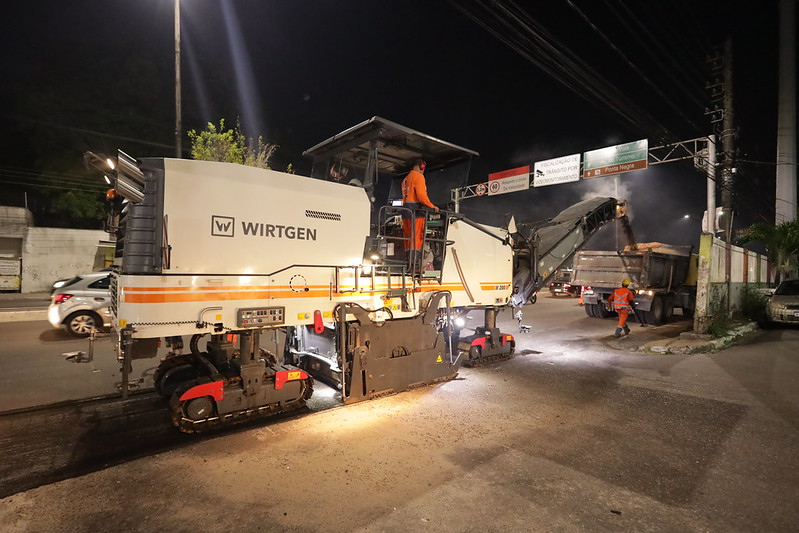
[{"x1": 738, "y1": 213, "x2": 799, "y2": 284}]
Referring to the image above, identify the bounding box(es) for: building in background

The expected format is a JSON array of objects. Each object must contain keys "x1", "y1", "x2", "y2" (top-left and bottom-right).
[{"x1": 0, "y1": 206, "x2": 112, "y2": 293}]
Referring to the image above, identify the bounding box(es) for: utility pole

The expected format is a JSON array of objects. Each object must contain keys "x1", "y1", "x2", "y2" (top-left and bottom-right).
[
  {"x1": 174, "y1": 0, "x2": 182, "y2": 158},
  {"x1": 719, "y1": 37, "x2": 736, "y2": 243},
  {"x1": 776, "y1": 0, "x2": 797, "y2": 225}
]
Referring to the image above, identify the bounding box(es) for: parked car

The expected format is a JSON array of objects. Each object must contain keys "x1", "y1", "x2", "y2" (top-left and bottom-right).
[
  {"x1": 47, "y1": 271, "x2": 112, "y2": 337},
  {"x1": 549, "y1": 275, "x2": 580, "y2": 297},
  {"x1": 766, "y1": 278, "x2": 799, "y2": 325}
]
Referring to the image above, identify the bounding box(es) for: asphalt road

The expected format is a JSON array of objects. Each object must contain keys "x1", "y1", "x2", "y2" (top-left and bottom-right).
[
  {"x1": 1, "y1": 296, "x2": 797, "y2": 532},
  {"x1": 0, "y1": 320, "x2": 156, "y2": 411}
]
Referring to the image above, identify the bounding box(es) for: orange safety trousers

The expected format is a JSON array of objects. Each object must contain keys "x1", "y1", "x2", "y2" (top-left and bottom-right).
[
  {"x1": 616, "y1": 308, "x2": 630, "y2": 328},
  {"x1": 402, "y1": 217, "x2": 425, "y2": 250}
]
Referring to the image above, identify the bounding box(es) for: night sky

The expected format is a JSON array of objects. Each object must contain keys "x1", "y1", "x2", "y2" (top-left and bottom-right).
[{"x1": 0, "y1": 1, "x2": 787, "y2": 249}]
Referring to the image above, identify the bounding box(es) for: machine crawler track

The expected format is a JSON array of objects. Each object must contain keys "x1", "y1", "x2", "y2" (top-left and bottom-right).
[
  {"x1": 461, "y1": 349, "x2": 515, "y2": 368},
  {"x1": 168, "y1": 375, "x2": 314, "y2": 434}
]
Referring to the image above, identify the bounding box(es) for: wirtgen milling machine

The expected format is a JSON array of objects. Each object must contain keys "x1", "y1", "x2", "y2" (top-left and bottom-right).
[{"x1": 102, "y1": 117, "x2": 515, "y2": 432}]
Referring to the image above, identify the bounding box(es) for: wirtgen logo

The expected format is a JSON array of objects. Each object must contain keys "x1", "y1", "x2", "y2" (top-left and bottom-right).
[
  {"x1": 210, "y1": 215, "x2": 318, "y2": 241},
  {"x1": 211, "y1": 215, "x2": 235, "y2": 237}
]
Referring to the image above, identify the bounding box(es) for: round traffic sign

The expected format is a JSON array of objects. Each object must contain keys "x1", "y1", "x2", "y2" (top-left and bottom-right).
[{"x1": 475, "y1": 183, "x2": 487, "y2": 196}]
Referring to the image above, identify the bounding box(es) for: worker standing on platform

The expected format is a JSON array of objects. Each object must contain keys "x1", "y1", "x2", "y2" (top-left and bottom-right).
[
  {"x1": 608, "y1": 279, "x2": 635, "y2": 337},
  {"x1": 401, "y1": 159, "x2": 438, "y2": 267}
]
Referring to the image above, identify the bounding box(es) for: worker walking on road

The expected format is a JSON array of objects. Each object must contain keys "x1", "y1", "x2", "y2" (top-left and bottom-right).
[
  {"x1": 608, "y1": 279, "x2": 635, "y2": 337},
  {"x1": 401, "y1": 159, "x2": 438, "y2": 268}
]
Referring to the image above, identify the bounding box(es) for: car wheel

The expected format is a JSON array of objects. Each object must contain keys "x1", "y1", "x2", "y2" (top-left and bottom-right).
[{"x1": 63, "y1": 311, "x2": 102, "y2": 337}]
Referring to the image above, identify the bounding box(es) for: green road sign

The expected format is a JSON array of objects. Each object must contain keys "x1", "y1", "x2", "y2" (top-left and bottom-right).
[{"x1": 583, "y1": 139, "x2": 648, "y2": 178}]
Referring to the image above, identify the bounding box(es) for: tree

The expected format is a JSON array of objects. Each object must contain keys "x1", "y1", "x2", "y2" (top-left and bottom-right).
[
  {"x1": 738, "y1": 213, "x2": 799, "y2": 284},
  {"x1": 188, "y1": 119, "x2": 277, "y2": 169}
]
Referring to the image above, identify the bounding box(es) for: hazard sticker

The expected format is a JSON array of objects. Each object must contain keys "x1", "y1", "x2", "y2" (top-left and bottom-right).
[{"x1": 435, "y1": 354, "x2": 443, "y2": 363}]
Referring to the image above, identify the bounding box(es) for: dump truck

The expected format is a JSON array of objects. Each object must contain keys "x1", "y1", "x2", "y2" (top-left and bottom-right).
[{"x1": 572, "y1": 243, "x2": 698, "y2": 325}]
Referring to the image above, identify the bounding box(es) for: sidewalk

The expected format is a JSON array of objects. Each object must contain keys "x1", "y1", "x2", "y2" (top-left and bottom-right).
[
  {"x1": 600, "y1": 317, "x2": 760, "y2": 355},
  {"x1": 0, "y1": 291, "x2": 51, "y2": 322},
  {"x1": 637, "y1": 321, "x2": 759, "y2": 354}
]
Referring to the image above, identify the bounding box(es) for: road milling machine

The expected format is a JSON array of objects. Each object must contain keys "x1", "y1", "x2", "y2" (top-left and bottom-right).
[{"x1": 98, "y1": 117, "x2": 516, "y2": 432}]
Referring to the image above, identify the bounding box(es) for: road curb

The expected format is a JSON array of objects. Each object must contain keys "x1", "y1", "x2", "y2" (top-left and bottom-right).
[{"x1": 638, "y1": 322, "x2": 759, "y2": 354}]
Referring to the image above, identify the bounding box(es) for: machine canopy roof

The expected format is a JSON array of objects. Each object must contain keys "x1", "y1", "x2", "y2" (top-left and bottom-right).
[{"x1": 303, "y1": 116, "x2": 478, "y2": 175}]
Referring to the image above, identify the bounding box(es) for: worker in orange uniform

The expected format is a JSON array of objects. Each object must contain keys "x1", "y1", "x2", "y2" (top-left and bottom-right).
[
  {"x1": 401, "y1": 159, "x2": 438, "y2": 268},
  {"x1": 608, "y1": 279, "x2": 635, "y2": 337}
]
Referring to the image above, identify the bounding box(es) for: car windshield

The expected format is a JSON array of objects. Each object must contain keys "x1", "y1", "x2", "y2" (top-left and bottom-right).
[{"x1": 775, "y1": 280, "x2": 799, "y2": 296}]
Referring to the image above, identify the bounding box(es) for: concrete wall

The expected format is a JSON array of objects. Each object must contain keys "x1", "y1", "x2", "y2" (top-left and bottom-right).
[
  {"x1": 694, "y1": 233, "x2": 770, "y2": 332},
  {"x1": 0, "y1": 207, "x2": 34, "y2": 238},
  {"x1": 22, "y1": 228, "x2": 111, "y2": 292}
]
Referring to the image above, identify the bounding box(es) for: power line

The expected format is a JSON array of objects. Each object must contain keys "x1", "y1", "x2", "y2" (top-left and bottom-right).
[
  {"x1": 2, "y1": 114, "x2": 174, "y2": 150},
  {"x1": 449, "y1": 0, "x2": 682, "y2": 141},
  {"x1": 0, "y1": 177, "x2": 106, "y2": 193},
  {"x1": 565, "y1": 0, "x2": 702, "y2": 133}
]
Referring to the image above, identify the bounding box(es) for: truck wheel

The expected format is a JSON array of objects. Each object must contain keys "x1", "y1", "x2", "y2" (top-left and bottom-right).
[
  {"x1": 63, "y1": 311, "x2": 102, "y2": 337},
  {"x1": 529, "y1": 292, "x2": 537, "y2": 304},
  {"x1": 594, "y1": 303, "x2": 613, "y2": 319},
  {"x1": 662, "y1": 296, "x2": 674, "y2": 322},
  {"x1": 644, "y1": 296, "x2": 664, "y2": 325},
  {"x1": 585, "y1": 304, "x2": 596, "y2": 317}
]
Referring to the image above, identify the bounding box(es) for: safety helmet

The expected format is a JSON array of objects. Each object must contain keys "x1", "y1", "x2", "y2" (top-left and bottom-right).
[{"x1": 622, "y1": 279, "x2": 631, "y2": 287}]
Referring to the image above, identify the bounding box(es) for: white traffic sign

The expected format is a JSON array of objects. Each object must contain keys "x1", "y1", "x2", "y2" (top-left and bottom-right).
[
  {"x1": 533, "y1": 154, "x2": 580, "y2": 187},
  {"x1": 487, "y1": 166, "x2": 530, "y2": 196},
  {"x1": 475, "y1": 182, "x2": 487, "y2": 196}
]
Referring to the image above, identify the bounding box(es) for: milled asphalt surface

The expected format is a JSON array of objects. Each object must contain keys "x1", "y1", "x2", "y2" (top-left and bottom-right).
[{"x1": 1, "y1": 291, "x2": 796, "y2": 532}]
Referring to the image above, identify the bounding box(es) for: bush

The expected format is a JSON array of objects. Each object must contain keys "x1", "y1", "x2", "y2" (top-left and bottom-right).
[
  {"x1": 706, "y1": 294, "x2": 732, "y2": 338},
  {"x1": 738, "y1": 285, "x2": 769, "y2": 325}
]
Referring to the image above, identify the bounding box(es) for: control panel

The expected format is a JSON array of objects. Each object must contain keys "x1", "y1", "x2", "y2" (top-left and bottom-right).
[{"x1": 236, "y1": 306, "x2": 285, "y2": 328}]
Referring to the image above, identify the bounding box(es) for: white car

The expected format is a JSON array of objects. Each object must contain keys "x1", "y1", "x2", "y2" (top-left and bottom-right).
[{"x1": 48, "y1": 271, "x2": 112, "y2": 337}]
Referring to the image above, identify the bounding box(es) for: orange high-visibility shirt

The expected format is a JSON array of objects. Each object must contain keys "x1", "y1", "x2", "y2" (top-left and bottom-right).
[
  {"x1": 401, "y1": 170, "x2": 436, "y2": 209},
  {"x1": 609, "y1": 287, "x2": 635, "y2": 310}
]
